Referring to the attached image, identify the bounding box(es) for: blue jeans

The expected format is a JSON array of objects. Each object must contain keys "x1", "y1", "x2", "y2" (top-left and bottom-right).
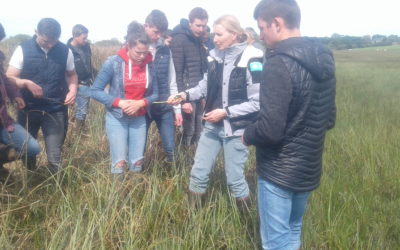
[
  {"x1": 105, "y1": 112, "x2": 147, "y2": 174},
  {"x1": 75, "y1": 85, "x2": 91, "y2": 121},
  {"x1": 146, "y1": 111, "x2": 175, "y2": 162},
  {"x1": 182, "y1": 100, "x2": 204, "y2": 145},
  {"x1": 18, "y1": 109, "x2": 68, "y2": 172},
  {"x1": 189, "y1": 122, "x2": 249, "y2": 198},
  {"x1": 0, "y1": 122, "x2": 40, "y2": 157},
  {"x1": 258, "y1": 177, "x2": 311, "y2": 250}
]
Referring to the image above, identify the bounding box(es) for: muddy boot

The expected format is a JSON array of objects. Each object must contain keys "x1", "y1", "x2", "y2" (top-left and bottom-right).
[{"x1": 187, "y1": 190, "x2": 205, "y2": 210}]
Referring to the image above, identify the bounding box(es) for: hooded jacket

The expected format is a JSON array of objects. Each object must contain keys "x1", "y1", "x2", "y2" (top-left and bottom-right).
[
  {"x1": 91, "y1": 47, "x2": 158, "y2": 119},
  {"x1": 243, "y1": 37, "x2": 336, "y2": 192},
  {"x1": 170, "y1": 19, "x2": 208, "y2": 92}
]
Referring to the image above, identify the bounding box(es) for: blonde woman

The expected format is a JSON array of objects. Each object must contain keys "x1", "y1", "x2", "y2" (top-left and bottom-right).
[{"x1": 168, "y1": 15, "x2": 263, "y2": 207}]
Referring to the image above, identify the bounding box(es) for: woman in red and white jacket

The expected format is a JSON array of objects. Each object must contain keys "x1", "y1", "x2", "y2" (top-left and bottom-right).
[{"x1": 91, "y1": 22, "x2": 158, "y2": 175}]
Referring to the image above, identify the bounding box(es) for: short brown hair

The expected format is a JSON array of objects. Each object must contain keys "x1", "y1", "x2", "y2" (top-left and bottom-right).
[
  {"x1": 126, "y1": 21, "x2": 151, "y2": 47},
  {"x1": 145, "y1": 9, "x2": 168, "y2": 33},
  {"x1": 189, "y1": 7, "x2": 208, "y2": 23},
  {"x1": 253, "y1": 0, "x2": 301, "y2": 29},
  {"x1": 37, "y1": 18, "x2": 61, "y2": 40},
  {"x1": 72, "y1": 24, "x2": 88, "y2": 37}
]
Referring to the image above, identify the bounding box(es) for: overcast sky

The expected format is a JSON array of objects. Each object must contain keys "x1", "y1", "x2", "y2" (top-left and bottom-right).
[{"x1": 1, "y1": 0, "x2": 398, "y2": 43}]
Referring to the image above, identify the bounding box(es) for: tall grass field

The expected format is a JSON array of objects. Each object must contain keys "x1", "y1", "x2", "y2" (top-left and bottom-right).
[{"x1": 0, "y1": 43, "x2": 399, "y2": 249}]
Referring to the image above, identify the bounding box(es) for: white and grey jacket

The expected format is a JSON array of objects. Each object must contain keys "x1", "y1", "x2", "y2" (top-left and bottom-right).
[{"x1": 186, "y1": 42, "x2": 264, "y2": 136}]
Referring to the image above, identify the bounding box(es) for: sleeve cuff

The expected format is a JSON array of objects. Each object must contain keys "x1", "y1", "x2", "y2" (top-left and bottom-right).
[
  {"x1": 184, "y1": 91, "x2": 190, "y2": 102},
  {"x1": 112, "y1": 98, "x2": 121, "y2": 108},
  {"x1": 225, "y1": 107, "x2": 231, "y2": 117},
  {"x1": 142, "y1": 98, "x2": 148, "y2": 107}
]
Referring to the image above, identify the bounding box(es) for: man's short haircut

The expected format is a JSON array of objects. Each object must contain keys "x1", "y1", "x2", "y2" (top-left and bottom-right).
[
  {"x1": 188, "y1": 7, "x2": 208, "y2": 23},
  {"x1": 253, "y1": 0, "x2": 301, "y2": 29},
  {"x1": 0, "y1": 23, "x2": 5, "y2": 41},
  {"x1": 37, "y1": 18, "x2": 61, "y2": 40},
  {"x1": 72, "y1": 24, "x2": 89, "y2": 37},
  {"x1": 126, "y1": 21, "x2": 151, "y2": 47},
  {"x1": 145, "y1": 9, "x2": 168, "y2": 33}
]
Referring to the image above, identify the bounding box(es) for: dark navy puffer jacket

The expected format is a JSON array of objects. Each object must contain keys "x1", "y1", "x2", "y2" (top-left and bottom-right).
[
  {"x1": 243, "y1": 37, "x2": 336, "y2": 192},
  {"x1": 170, "y1": 19, "x2": 208, "y2": 92}
]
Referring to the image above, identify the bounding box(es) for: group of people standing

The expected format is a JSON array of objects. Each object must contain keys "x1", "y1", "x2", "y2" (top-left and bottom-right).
[{"x1": 0, "y1": 0, "x2": 336, "y2": 249}]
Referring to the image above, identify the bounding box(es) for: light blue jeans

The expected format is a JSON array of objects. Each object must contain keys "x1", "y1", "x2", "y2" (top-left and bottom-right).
[
  {"x1": 105, "y1": 112, "x2": 147, "y2": 174},
  {"x1": 75, "y1": 85, "x2": 91, "y2": 121},
  {"x1": 258, "y1": 177, "x2": 311, "y2": 250},
  {"x1": 189, "y1": 122, "x2": 250, "y2": 198},
  {"x1": 0, "y1": 122, "x2": 40, "y2": 157}
]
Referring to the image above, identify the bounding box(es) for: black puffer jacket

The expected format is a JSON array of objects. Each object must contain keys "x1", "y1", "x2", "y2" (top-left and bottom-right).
[
  {"x1": 243, "y1": 37, "x2": 336, "y2": 192},
  {"x1": 170, "y1": 19, "x2": 208, "y2": 92}
]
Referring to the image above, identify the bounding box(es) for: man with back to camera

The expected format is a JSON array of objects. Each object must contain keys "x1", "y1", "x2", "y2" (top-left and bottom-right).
[
  {"x1": 170, "y1": 7, "x2": 209, "y2": 148},
  {"x1": 243, "y1": 0, "x2": 336, "y2": 249},
  {"x1": 6, "y1": 18, "x2": 78, "y2": 174}
]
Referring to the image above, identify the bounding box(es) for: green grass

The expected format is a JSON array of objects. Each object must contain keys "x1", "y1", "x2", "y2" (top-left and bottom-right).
[{"x1": 1, "y1": 45, "x2": 399, "y2": 249}]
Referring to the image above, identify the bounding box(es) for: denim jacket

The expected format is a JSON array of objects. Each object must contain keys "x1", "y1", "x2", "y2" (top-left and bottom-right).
[{"x1": 91, "y1": 55, "x2": 158, "y2": 119}]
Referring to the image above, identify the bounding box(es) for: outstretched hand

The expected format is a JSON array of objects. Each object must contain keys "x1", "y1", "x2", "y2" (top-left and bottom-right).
[{"x1": 167, "y1": 92, "x2": 186, "y2": 105}]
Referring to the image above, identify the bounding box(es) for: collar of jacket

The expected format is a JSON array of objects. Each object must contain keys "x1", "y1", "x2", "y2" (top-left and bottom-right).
[{"x1": 210, "y1": 42, "x2": 247, "y2": 64}]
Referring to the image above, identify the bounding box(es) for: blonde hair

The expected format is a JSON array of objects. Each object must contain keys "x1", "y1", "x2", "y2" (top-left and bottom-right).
[{"x1": 213, "y1": 15, "x2": 247, "y2": 43}]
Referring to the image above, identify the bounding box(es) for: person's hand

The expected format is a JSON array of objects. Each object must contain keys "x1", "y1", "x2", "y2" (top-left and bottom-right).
[
  {"x1": 14, "y1": 97, "x2": 25, "y2": 109},
  {"x1": 167, "y1": 92, "x2": 186, "y2": 105},
  {"x1": 64, "y1": 88, "x2": 77, "y2": 105},
  {"x1": 119, "y1": 99, "x2": 145, "y2": 116},
  {"x1": 23, "y1": 80, "x2": 43, "y2": 98},
  {"x1": 174, "y1": 113, "x2": 183, "y2": 126},
  {"x1": 203, "y1": 109, "x2": 227, "y2": 123},
  {"x1": 182, "y1": 103, "x2": 193, "y2": 114}
]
